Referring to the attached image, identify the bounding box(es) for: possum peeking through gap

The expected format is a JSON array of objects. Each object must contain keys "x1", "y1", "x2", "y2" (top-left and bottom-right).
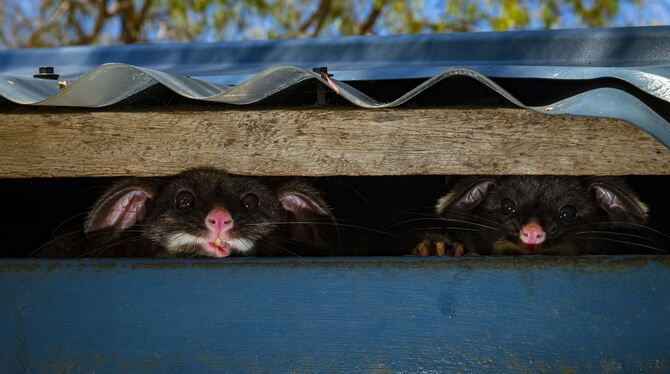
[
  {"x1": 36, "y1": 168, "x2": 339, "y2": 258},
  {"x1": 412, "y1": 176, "x2": 665, "y2": 256}
]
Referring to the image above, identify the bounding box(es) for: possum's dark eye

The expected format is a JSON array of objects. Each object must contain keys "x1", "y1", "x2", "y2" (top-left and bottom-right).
[
  {"x1": 500, "y1": 198, "x2": 516, "y2": 216},
  {"x1": 175, "y1": 191, "x2": 195, "y2": 210},
  {"x1": 559, "y1": 205, "x2": 577, "y2": 221},
  {"x1": 241, "y1": 193, "x2": 260, "y2": 212}
]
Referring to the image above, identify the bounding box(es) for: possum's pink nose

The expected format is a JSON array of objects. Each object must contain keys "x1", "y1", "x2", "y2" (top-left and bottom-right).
[
  {"x1": 520, "y1": 222, "x2": 545, "y2": 246},
  {"x1": 206, "y1": 209, "x2": 233, "y2": 232}
]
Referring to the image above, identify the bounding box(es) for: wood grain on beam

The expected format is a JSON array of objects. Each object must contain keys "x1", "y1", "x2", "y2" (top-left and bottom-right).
[{"x1": 1, "y1": 106, "x2": 668, "y2": 177}]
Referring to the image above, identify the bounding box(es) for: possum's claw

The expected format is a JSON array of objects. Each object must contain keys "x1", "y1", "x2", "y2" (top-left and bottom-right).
[
  {"x1": 453, "y1": 243, "x2": 464, "y2": 256},
  {"x1": 412, "y1": 239, "x2": 432, "y2": 256},
  {"x1": 435, "y1": 241, "x2": 445, "y2": 256},
  {"x1": 412, "y1": 236, "x2": 465, "y2": 257}
]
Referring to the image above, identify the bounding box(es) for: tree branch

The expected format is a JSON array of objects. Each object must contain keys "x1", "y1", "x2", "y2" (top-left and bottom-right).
[
  {"x1": 139, "y1": 0, "x2": 153, "y2": 23},
  {"x1": 25, "y1": 1, "x2": 72, "y2": 47},
  {"x1": 359, "y1": 0, "x2": 386, "y2": 35},
  {"x1": 297, "y1": 0, "x2": 331, "y2": 37},
  {"x1": 116, "y1": 0, "x2": 141, "y2": 43},
  {"x1": 310, "y1": 0, "x2": 332, "y2": 37},
  {"x1": 74, "y1": 0, "x2": 110, "y2": 45}
]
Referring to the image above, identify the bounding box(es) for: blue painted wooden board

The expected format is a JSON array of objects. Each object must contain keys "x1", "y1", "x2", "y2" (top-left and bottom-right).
[{"x1": 0, "y1": 256, "x2": 668, "y2": 373}]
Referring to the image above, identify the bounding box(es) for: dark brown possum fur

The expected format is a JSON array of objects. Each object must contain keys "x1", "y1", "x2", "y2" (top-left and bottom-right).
[
  {"x1": 417, "y1": 175, "x2": 660, "y2": 255},
  {"x1": 36, "y1": 168, "x2": 339, "y2": 258}
]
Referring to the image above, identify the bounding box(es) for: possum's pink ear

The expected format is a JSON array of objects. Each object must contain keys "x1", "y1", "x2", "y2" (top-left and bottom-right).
[
  {"x1": 436, "y1": 177, "x2": 496, "y2": 214},
  {"x1": 589, "y1": 180, "x2": 648, "y2": 224},
  {"x1": 277, "y1": 181, "x2": 336, "y2": 247},
  {"x1": 85, "y1": 179, "x2": 159, "y2": 233}
]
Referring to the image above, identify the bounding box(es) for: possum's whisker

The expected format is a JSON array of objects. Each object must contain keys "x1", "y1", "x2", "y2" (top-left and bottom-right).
[
  {"x1": 387, "y1": 211, "x2": 437, "y2": 217},
  {"x1": 413, "y1": 226, "x2": 480, "y2": 232},
  {"x1": 615, "y1": 224, "x2": 670, "y2": 240},
  {"x1": 29, "y1": 230, "x2": 88, "y2": 257},
  {"x1": 569, "y1": 221, "x2": 670, "y2": 239},
  {"x1": 392, "y1": 211, "x2": 505, "y2": 227},
  {"x1": 257, "y1": 237, "x2": 307, "y2": 257},
  {"x1": 442, "y1": 212, "x2": 508, "y2": 227},
  {"x1": 330, "y1": 179, "x2": 369, "y2": 203},
  {"x1": 388, "y1": 206, "x2": 442, "y2": 215},
  {"x1": 245, "y1": 221, "x2": 398, "y2": 237},
  {"x1": 38, "y1": 228, "x2": 146, "y2": 257},
  {"x1": 89, "y1": 229, "x2": 148, "y2": 233},
  {"x1": 389, "y1": 217, "x2": 502, "y2": 231},
  {"x1": 573, "y1": 236, "x2": 666, "y2": 253},
  {"x1": 555, "y1": 220, "x2": 663, "y2": 239},
  {"x1": 77, "y1": 236, "x2": 144, "y2": 258},
  {"x1": 49, "y1": 212, "x2": 89, "y2": 234},
  {"x1": 572, "y1": 230, "x2": 653, "y2": 241},
  {"x1": 120, "y1": 224, "x2": 179, "y2": 229},
  {"x1": 269, "y1": 234, "x2": 345, "y2": 257}
]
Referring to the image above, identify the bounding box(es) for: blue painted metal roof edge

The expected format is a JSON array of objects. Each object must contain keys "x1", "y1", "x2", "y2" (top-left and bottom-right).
[{"x1": 1, "y1": 26, "x2": 669, "y2": 82}]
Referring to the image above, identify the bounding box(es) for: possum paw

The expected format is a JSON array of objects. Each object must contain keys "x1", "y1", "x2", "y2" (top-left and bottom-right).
[{"x1": 412, "y1": 237, "x2": 465, "y2": 257}]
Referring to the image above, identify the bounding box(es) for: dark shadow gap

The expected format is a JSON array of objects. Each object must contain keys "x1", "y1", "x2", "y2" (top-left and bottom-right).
[{"x1": 1, "y1": 175, "x2": 668, "y2": 258}]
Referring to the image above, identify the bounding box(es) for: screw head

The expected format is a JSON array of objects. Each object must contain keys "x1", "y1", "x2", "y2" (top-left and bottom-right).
[{"x1": 34, "y1": 66, "x2": 59, "y2": 80}]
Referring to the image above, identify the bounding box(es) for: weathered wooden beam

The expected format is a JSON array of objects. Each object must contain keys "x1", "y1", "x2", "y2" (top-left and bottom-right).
[{"x1": 1, "y1": 106, "x2": 668, "y2": 177}]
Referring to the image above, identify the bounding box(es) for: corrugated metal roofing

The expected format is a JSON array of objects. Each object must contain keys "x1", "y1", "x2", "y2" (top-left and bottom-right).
[{"x1": 1, "y1": 26, "x2": 670, "y2": 147}]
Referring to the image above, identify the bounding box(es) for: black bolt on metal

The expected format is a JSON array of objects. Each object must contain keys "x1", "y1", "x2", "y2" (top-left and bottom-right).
[
  {"x1": 34, "y1": 66, "x2": 59, "y2": 80},
  {"x1": 312, "y1": 66, "x2": 333, "y2": 77},
  {"x1": 313, "y1": 66, "x2": 332, "y2": 106}
]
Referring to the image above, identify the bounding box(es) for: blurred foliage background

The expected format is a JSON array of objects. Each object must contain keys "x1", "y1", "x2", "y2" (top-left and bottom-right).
[{"x1": 0, "y1": 0, "x2": 667, "y2": 48}]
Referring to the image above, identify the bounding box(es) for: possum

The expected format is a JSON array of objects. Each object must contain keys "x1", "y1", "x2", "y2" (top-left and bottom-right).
[
  {"x1": 412, "y1": 176, "x2": 659, "y2": 256},
  {"x1": 36, "y1": 168, "x2": 338, "y2": 258}
]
